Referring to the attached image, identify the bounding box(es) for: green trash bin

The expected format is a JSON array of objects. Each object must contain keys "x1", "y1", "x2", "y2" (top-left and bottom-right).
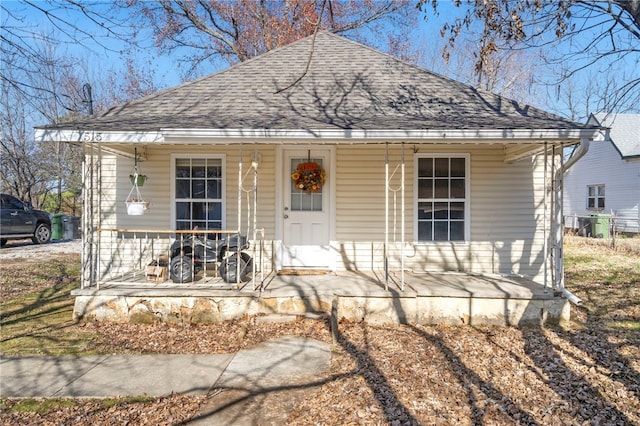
[
  {"x1": 51, "y1": 213, "x2": 64, "y2": 240},
  {"x1": 590, "y1": 213, "x2": 611, "y2": 238}
]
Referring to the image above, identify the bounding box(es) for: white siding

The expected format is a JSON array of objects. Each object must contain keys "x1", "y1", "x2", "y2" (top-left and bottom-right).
[
  {"x1": 89, "y1": 143, "x2": 552, "y2": 283},
  {"x1": 332, "y1": 145, "x2": 550, "y2": 282},
  {"x1": 564, "y1": 139, "x2": 640, "y2": 233},
  {"x1": 91, "y1": 145, "x2": 277, "y2": 237}
]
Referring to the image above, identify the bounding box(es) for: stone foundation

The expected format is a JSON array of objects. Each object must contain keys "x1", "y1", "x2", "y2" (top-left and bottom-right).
[{"x1": 73, "y1": 293, "x2": 569, "y2": 326}]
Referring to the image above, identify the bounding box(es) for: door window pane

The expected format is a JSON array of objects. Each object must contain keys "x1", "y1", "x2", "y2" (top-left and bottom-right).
[{"x1": 290, "y1": 158, "x2": 323, "y2": 212}]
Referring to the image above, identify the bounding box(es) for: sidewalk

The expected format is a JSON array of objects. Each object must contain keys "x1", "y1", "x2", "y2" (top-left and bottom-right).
[{"x1": 0, "y1": 336, "x2": 331, "y2": 399}]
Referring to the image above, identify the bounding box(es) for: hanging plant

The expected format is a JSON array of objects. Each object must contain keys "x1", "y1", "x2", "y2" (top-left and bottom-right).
[
  {"x1": 129, "y1": 147, "x2": 147, "y2": 186},
  {"x1": 125, "y1": 147, "x2": 149, "y2": 215},
  {"x1": 291, "y1": 162, "x2": 326, "y2": 193},
  {"x1": 129, "y1": 173, "x2": 147, "y2": 186}
]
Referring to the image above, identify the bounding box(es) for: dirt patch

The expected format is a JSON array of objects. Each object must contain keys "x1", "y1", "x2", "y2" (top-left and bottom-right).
[{"x1": 0, "y1": 239, "x2": 81, "y2": 260}]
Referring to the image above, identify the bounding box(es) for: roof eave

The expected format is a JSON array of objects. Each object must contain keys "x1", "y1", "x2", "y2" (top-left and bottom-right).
[{"x1": 35, "y1": 127, "x2": 605, "y2": 144}]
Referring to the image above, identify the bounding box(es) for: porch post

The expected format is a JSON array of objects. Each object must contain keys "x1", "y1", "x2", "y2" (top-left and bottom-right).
[
  {"x1": 238, "y1": 144, "x2": 243, "y2": 236},
  {"x1": 252, "y1": 149, "x2": 259, "y2": 290},
  {"x1": 385, "y1": 143, "x2": 389, "y2": 290},
  {"x1": 553, "y1": 145, "x2": 563, "y2": 292},
  {"x1": 237, "y1": 144, "x2": 243, "y2": 288},
  {"x1": 81, "y1": 145, "x2": 91, "y2": 289},
  {"x1": 401, "y1": 142, "x2": 405, "y2": 291},
  {"x1": 96, "y1": 142, "x2": 103, "y2": 289},
  {"x1": 553, "y1": 138, "x2": 590, "y2": 294},
  {"x1": 543, "y1": 142, "x2": 548, "y2": 292}
]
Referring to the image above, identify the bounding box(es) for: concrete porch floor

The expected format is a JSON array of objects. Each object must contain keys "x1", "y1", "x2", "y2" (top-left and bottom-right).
[{"x1": 71, "y1": 270, "x2": 569, "y2": 326}]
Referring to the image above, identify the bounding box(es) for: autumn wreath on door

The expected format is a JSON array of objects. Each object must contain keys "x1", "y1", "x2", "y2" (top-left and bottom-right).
[{"x1": 291, "y1": 161, "x2": 326, "y2": 193}]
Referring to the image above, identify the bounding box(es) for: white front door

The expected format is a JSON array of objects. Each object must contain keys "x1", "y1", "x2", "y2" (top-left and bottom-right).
[{"x1": 281, "y1": 148, "x2": 332, "y2": 269}]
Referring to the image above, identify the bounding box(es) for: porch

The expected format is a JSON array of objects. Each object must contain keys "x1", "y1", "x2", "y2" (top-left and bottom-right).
[{"x1": 71, "y1": 268, "x2": 569, "y2": 326}]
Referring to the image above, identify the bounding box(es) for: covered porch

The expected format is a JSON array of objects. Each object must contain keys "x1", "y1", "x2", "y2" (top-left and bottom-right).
[
  {"x1": 71, "y1": 267, "x2": 569, "y2": 326},
  {"x1": 70, "y1": 140, "x2": 574, "y2": 326}
]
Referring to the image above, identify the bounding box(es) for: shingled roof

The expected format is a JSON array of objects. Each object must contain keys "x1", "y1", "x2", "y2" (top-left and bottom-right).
[
  {"x1": 41, "y1": 31, "x2": 594, "y2": 136},
  {"x1": 593, "y1": 113, "x2": 640, "y2": 159}
]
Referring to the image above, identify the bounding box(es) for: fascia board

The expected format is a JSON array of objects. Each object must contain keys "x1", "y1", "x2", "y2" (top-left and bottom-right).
[
  {"x1": 160, "y1": 128, "x2": 602, "y2": 142},
  {"x1": 35, "y1": 127, "x2": 604, "y2": 144},
  {"x1": 35, "y1": 129, "x2": 164, "y2": 144}
]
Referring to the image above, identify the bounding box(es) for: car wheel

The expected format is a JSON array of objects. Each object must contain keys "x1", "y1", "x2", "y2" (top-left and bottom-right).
[
  {"x1": 220, "y1": 252, "x2": 252, "y2": 283},
  {"x1": 169, "y1": 256, "x2": 194, "y2": 283},
  {"x1": 0, "y1": 239, "x2": 6, "y2": 247},
  {"x1": 32, "y1": 223, "x2": 51, "y2": 244}
]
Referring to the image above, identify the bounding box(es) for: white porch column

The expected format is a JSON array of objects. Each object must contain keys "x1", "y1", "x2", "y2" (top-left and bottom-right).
[{"x1": 553, "y1": 138, "x2": 590, "y2": 292}]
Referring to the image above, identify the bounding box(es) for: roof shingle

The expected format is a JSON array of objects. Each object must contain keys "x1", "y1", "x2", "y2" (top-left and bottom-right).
[
  {"x1": 594, "y1": 113, "x2": 640, "y2": 158},
  {"x1": 43, "y1": 32, "x2": 590, "y2": 133}
]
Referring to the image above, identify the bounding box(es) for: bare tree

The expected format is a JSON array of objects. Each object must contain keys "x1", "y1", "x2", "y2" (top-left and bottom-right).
[
  {"x1": 0, "y1": 35, "x2": 86, "y2": 209},
  {"x1": 1, "y1": 1, "x2": 134, "y2": 117},
  {"x1": 418, "y1": 33, "x2": 542, "y2": 106},
  {"x1": 0, "y1": 58, "x2": 51, "y2": 207},
  {"x1": 121, "y1": 0, "x2": 416, "y2": 75},
  {"x1": 3, "y1": 0, "x2": 417, "y2": 96},
  {"x1": 419, "y1": 0, "x2": 640, "y2": 113},
  {"x1": 1, "y1": 2, "x2": 161, "y2": 210}
]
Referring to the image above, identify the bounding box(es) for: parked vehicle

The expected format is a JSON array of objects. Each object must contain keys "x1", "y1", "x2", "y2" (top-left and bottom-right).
[
  {"x1": 168, "y1": 231, "x2": 252, "y2": 283},
  {"x1": 0, "y1": 193, "x2": 52, "y2": 247}
]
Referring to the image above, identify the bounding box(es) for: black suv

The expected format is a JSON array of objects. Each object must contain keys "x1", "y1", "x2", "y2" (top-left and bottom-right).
[{"x1": 0, "y1": 193, "x2": 52, "y2": 247}]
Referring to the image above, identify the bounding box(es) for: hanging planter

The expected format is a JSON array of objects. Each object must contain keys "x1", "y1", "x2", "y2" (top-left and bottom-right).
[
  {"x1": 126, "y1": 198, "x2": 150, "y2": 215},
  {"x1": 125, "y1": 147, "x2": 149, "y2": 215},
  {"x1": 129, "y1": 147, "x2": 148, "y2": 186},
  {"x1": 125, "y1": 199, "x2": 149, "y2": 215},
  {"x1": 126, "y1": 179, "x2": 149, "y2": 215},
  {"x1": 129, "y1": 173, "x2": 147, "y2": 186},
  {"x1": 291, "y1": 161, "x2": 326, "y2": 193}
]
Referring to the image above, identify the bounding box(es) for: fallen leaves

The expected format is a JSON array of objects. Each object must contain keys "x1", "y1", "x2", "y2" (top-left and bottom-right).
[
  {"x1": 0, "y1": 395, "x2": 206, "y2": 426},
  {"x1": 290, "y1": 322, "x2": 639, "y2": 425},
  {"x1": 1, "y1": 238, "x2": 639, "y2": 424}
]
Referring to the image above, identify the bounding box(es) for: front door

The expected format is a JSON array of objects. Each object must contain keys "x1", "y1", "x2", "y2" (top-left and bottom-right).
[{"x1": 281, "y1": 148, "x2": 332, "y2": 269}]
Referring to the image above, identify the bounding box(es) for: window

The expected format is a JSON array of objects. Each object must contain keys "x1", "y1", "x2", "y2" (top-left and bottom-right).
[
  {"x1": 416, "y1": 155, "x2": 469, "y2": 242},
  {"x1": 587, "y1": 184, "x2": 605, "y2": 210},
  {"x1": 173, "y1": 156, "x2": 224, "y2": 231},
  {"x1": 290, "y1": 157, "x2": 323, "y2": 212}
]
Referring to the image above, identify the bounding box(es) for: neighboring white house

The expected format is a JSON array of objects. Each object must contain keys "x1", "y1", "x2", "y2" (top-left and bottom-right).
[
  {"x1": 36, "y1": 32, "x2": 603, "y2": 298},
  {"x1": 564, "y1": 113, "x2": 640, "y2": 235}
]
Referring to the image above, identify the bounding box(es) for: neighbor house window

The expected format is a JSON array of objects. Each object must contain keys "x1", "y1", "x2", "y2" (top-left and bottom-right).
[
  {"x1": 173, "y1": 156, "x2": 224, "y2": 231},
  {"x1": 416, "y1": 155, "x2": 469, "y2": 242},
  {"x1": 587, "y1": 184, "x2": 605, "y2": 210}
]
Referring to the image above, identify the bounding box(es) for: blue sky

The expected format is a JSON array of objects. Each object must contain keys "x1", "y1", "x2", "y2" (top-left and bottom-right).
[{"x1": 3, "y1": 1, "x2": 638, "y2": 122}]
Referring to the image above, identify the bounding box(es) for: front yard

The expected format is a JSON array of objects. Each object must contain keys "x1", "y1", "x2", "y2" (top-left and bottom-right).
[{"x1": 1, "y1": 236, "x2": 639, "y2": 425}]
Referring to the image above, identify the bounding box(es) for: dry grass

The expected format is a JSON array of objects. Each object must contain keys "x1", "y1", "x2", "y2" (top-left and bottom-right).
[
  {"x1": 1, "y1": 237, "x2": 639, "y2": 425},
  {"x1": 565, "y1": 233, "x2": 640, "y2": 256}
]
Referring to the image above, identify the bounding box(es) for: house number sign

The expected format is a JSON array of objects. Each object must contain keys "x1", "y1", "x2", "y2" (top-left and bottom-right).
[{"x1": 82, "y1": 131, "x2": 103, "y2": 142}]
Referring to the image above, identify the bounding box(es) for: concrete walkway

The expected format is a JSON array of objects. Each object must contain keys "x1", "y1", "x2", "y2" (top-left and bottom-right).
[{"x1": 0, "y1": 337, "x2": 331, "y2": 405}]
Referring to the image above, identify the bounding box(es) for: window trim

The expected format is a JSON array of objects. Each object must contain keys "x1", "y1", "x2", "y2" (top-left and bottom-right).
[
  {"x1": 586, "y1": 184, "x2": 605, "y2": 211},
  {"x1": 170, "y1": 154, "x2": 226, "y2": 230},
  {"x1": 413, "y1": 153, "x2": 471, "y2": 244}
]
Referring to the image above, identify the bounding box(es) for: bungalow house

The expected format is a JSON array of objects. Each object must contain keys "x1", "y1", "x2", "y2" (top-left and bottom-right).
[
  {"x1": 564, "y1": 113, "x2": 640, "y2": 235},
  {"x1": 36, "y1": 32, "x2": 603, "y2": 325}
]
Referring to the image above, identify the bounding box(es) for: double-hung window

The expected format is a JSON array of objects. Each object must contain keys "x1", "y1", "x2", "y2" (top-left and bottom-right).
[
  {"x1": 173, "y1": 156, "x2": 224, "y2": 231},
  {"x1": 416, "y1": 155, "x2": 469, "y2": 242},
  {"x1": 587, "y1": 184, "x2": 605, "y2": 210}
]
